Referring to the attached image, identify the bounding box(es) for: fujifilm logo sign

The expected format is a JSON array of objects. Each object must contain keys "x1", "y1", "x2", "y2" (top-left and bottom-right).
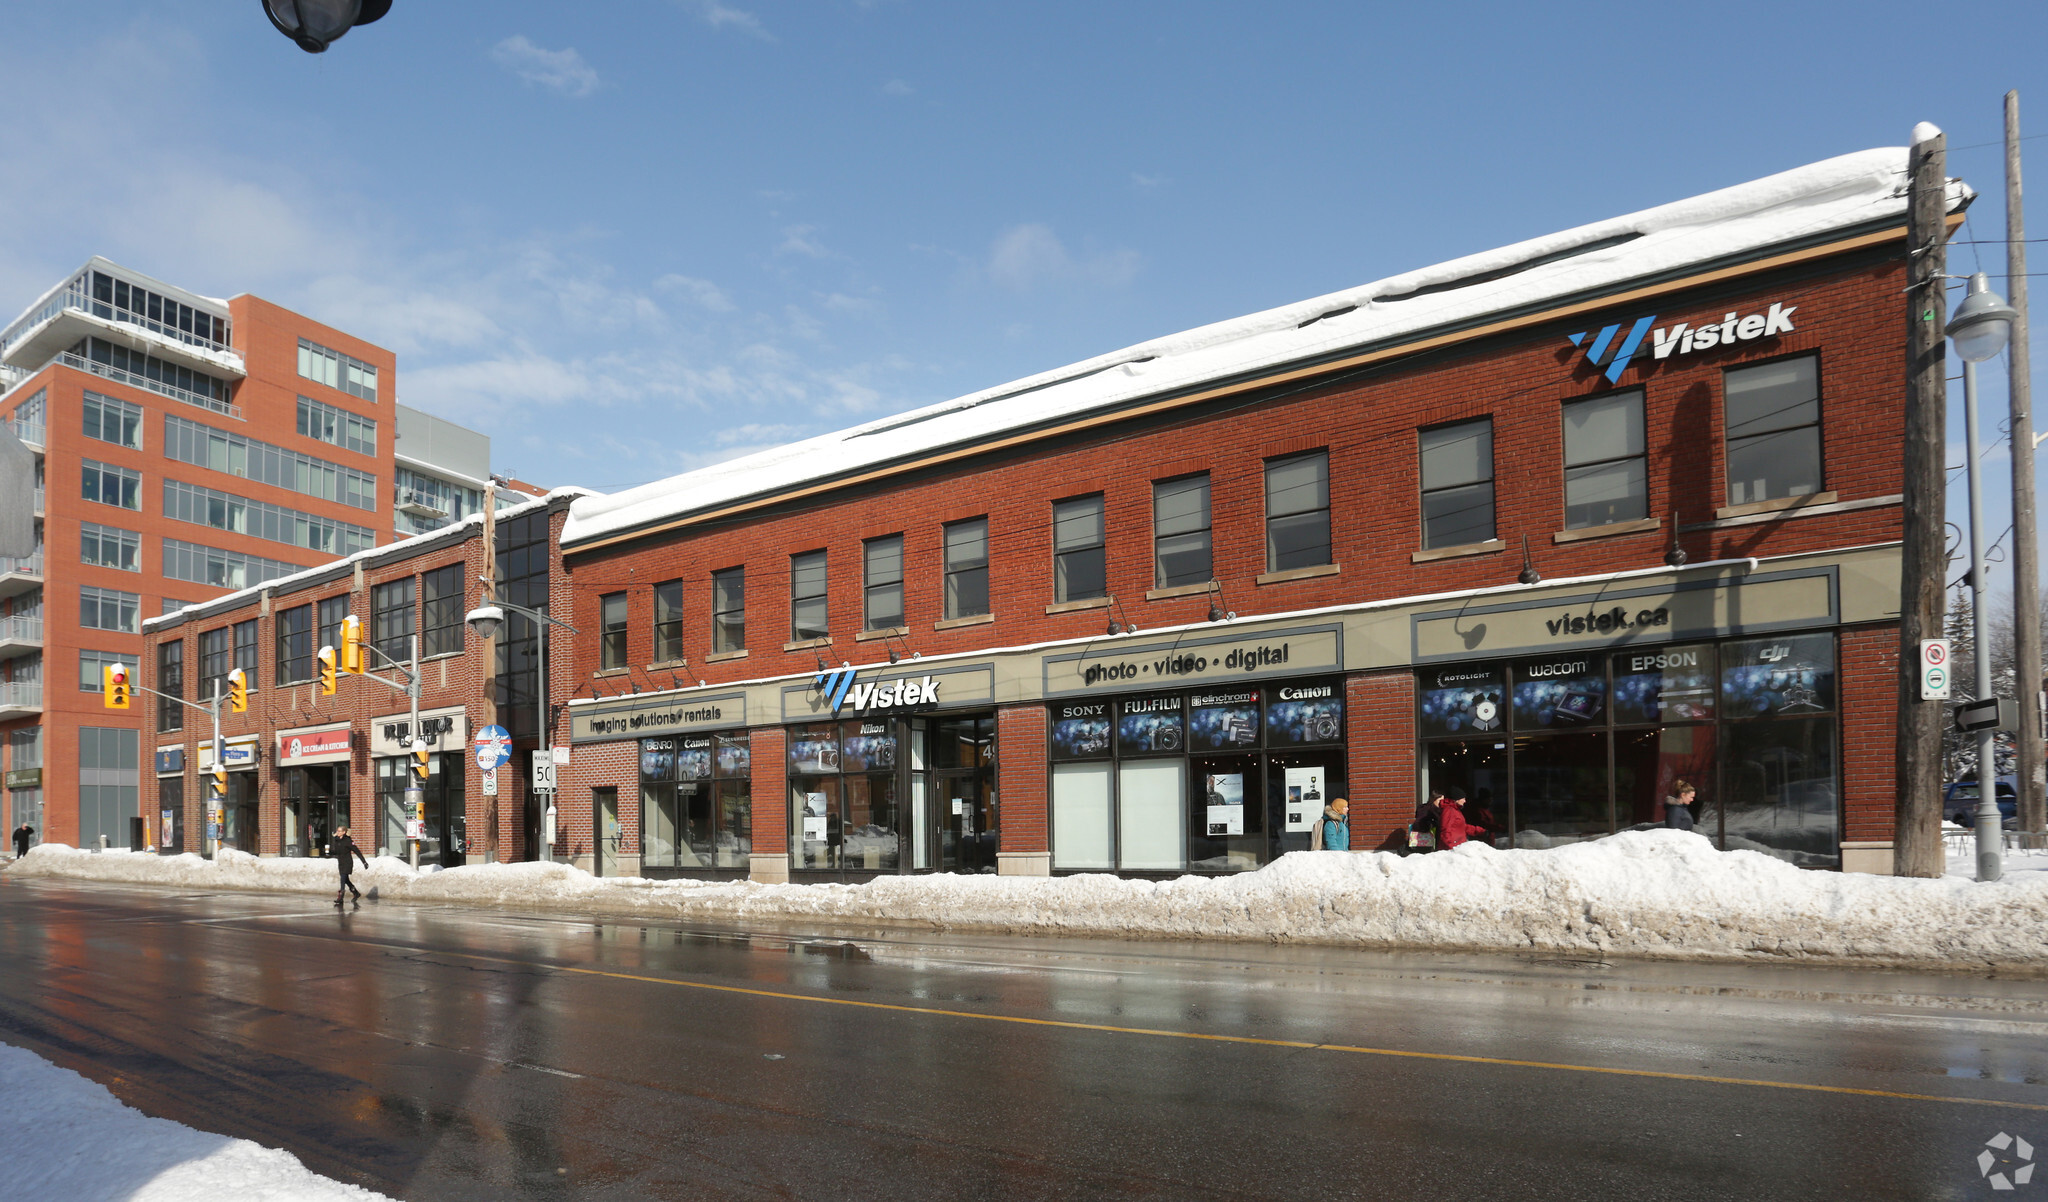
[{"x1": 1568, "y1": 302, "x2": 1797, "y2": 382}]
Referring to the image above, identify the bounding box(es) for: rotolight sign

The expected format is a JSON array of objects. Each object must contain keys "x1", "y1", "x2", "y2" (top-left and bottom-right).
[{"x1": 1568, "y1": 302, "x2": 1797, "y2": 382}]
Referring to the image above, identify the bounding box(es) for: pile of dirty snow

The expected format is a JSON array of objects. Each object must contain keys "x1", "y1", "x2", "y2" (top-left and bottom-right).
[
  {"x1": 0, "y1": 1042, "x2": 392, "y2": 1201},
  {"x1": 10, "y1": 832, "x2": 2048, "y2": 970}
]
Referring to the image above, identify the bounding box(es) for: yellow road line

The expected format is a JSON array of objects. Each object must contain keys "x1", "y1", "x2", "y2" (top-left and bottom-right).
[{"x1": 421, "y1": 946, "x2": 2048, "y2": 1113}]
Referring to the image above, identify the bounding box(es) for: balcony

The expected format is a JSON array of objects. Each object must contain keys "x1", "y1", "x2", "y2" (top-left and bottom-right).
[
  {"x1": 397, "y1": 489, "x2": 450, "y2": 519},
  {"x1": 2, "y1": 286, "x2": 243, "y2": 379},
  {"x1": 50, "y1": 350, "x2": 241, "y2": 420},
  {"x1": 0, "y1": 614, "x2": 38, "y2": 661},
  {"x1": 0, "y1": 551, "x2": 39, "y2": 600},
  {"x1": 0, "y1": 681, "x2": 40, "y2": 718}
]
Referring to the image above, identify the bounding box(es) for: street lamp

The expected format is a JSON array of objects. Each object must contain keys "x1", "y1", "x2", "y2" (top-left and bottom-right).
[
  {"x1": 262, "y1": 0, "x2": 392, "y2": 53},
  {"x1": 1950, "y1": 271, "x2": 2019, "y2": 882},
  {"x1": 468, "y1": 588, "x2": 576, "y2": 862}
]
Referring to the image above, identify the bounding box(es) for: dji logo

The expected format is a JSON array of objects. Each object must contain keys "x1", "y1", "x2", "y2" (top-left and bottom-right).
[{"x1": 1759, "y1": 645, "x2": 1792, "y2": 664}]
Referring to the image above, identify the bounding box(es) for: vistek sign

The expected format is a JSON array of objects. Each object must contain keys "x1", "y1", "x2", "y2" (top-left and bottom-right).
[{"x1": 1568, "y1": 302, "x2": 1797, "y2": 383}]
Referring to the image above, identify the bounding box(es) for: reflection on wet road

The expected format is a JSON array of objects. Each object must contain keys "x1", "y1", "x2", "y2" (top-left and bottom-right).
[{"x1": 1, "y1": 877, "x2": 2044, "y2": 1200}]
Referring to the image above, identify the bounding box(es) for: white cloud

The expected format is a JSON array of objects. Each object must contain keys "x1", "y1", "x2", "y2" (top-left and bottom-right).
[
  {"x1": 776, "y1": 224, "x2": 832, "y2": 258},
  {"x1": 1130, "y1": 172, "x2": 1167, "y2": 189},
  {"x1": 820, "y1": 292, "x2": 881, "y2": 317},
  {"x1": 881, "y1": 79, "x2": 914, "y2": 97},
  {"x1": 986, "y1": 223, "x2": 1140, "y2": 290},
  {"x1": 490, "y1": 36, "x2": 599, "y2": 98},
  {"x1": 654, "y1": 274, "x2": 736, "y2": 312},
  {"x1": 681, "y1": 0, "x2": 772, "y2": 40}
]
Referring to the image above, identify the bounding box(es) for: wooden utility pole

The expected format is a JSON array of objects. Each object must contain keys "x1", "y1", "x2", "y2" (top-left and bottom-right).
[
  {"x1": 2007, "y1": 91, "x2": 2045, "y2": 849},
  {"x1": 1897, "y1": 123, "x2": 1951, "y2": 877},
  {"x1": 481, "y1": 480, "x2": 500, "y2": 863}
]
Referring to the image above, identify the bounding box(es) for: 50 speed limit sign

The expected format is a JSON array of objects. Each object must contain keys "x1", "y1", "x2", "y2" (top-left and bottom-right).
[{"x1": 1920, "y1": 638, "x2": 1951, "y2": 701}]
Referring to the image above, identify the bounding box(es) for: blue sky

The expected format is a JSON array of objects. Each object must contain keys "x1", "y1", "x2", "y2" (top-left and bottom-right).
[{"x1": 5, "y1": 0, "x2": 2048, "y2": 599}]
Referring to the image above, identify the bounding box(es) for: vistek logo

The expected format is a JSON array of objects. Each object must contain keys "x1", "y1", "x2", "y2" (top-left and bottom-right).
[
  {"x1": 815, "y1": 667, "x2": 860, "y2": 714},
  {"x1": 1566, "y1": 315, "x2": 1658, "y2": 384}
]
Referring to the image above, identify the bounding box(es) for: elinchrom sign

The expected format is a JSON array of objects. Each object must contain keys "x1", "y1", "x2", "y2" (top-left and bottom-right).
[{"x1": 1568, "y1": 302, "x2": 1798, "y2": 382}]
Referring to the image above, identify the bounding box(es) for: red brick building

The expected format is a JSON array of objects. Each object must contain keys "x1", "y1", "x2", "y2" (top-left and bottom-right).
[
  {"x1": 136, "y1": 491, "x2": 580, "y2": 864},
  {"x1": 0, "y1": 258, "x2": 519, "y2": 852},
  {"x1": 546, "y1": 148, "x2": 1952, "y2": 881}
]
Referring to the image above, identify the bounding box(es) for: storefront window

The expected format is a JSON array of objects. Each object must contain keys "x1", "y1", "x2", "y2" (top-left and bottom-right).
[
  {"x1": 1415, "y1": 632, "x2": 1840, "y2": 866},
  {"x1": 641, "y1": 732, "x2": 750, "y2": 873},
  {"x1": 1052, "y1": 683, "x2": 1344, "y2": 872}
]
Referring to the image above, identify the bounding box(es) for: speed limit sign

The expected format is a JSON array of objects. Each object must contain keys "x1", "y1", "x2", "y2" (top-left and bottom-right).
[{"x1": 1919, "y1": 639, "x2": 1951, "y2": 701}]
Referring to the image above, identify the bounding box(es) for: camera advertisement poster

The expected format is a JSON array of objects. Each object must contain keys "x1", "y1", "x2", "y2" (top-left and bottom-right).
[{"x1": 1284, "y1": 767, "x2": 1325, "y2": 831}]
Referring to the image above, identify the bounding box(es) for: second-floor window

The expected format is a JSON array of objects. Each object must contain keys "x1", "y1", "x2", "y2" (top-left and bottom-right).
[
  {"x1": 790, "y1": 551, "x2": 828, "y2": 642},
  {"x1": 82, "y1": 392, "x2": 143, "y2": 450},
  {"x1": 1265, "y1": 451, "x2": 1331, "y2": 572},
  {"x1": 864, "y1": 536, "x2": 904, "y2": 631},
  {"x1": 1562, "y1": 390, "x2": 1647, "y2": 528},
  {"x1": 653, "y1": 580, "x2": 684, "y2": 662},
  {"x1": 1053, "y1": 495, "x2": 1107, "y2": 603},
  {"x1": 712, "y1": 567, "x2": 745, "y2": 654},
  {"x1": 944, "y1": 518, "x2": 990, "y2": 619},
  {"x1": 1153, "y1": 474, "x2": 1212, "y2": 589},
  {"x1": 318, "y1": 595, "x2": 349, "y2": 657},
  {"x1": 277, "y1": 604, "x2": 313, "y2": 683},
  {"x1": 199, "y1": 627, "x2": 231, "y2": 701},
  {"x1": 1725, "y1": 355, "x2": 1822, "y2": 506},
  {"x1": 371, "y1": 578, "x2": 414, "y2": 665},
  {"x1": 79, "y1": 585, "x2": 139, "y2": 633},
  {"x1": 600, "y1": 592, "x2": 628, "y2": 670},
  {"x1": 157, "y1": 639, "x2": 182, "y2": 733},
  {"x1": 1419, "y1": 418, "x2": 1495, "y2": 549},
  {"x1": 421, "y1": 564, "x2": 464, "y2": 657},
  {"x1": 83, "y1": 459, "x2": 141, "y2": 510},
  {"x1": 234, "y1": 618, "x2": 258, "y2": 691}
]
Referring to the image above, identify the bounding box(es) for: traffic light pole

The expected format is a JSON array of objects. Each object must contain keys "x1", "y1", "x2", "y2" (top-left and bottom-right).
[{"x1": 348, "y1": 631, "x2": 424, "y2": 869}]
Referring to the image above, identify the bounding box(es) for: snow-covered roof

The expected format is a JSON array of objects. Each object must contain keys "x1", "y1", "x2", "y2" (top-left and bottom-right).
[
  {"x1": 564, "y1": 147, "x2": 1966, "y2": 549},
  {"x1": 143, "y1": 487, "x2": 594, "y2": 632}
]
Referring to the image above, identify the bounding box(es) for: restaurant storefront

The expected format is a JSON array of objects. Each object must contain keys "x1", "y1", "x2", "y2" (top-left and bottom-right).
[{"x1": 276, "y1": 723, "x2": 352, "y2": 859}]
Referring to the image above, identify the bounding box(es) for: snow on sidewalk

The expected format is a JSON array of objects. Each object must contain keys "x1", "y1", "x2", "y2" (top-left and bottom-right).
[
  {"x1": 9, "y1": 830, "x2": 2048, "y2": 970},
  {"x1": 0, "y1": 1042, "x2": 393, "y2": 1202}
]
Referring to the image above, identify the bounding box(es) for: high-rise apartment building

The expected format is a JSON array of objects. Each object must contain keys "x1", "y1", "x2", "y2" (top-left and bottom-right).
[{"x1": 0, "y1": 257, "x2": 506, "y2": 849}]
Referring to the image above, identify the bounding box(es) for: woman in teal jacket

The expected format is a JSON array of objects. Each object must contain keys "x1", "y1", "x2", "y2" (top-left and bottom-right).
[{"x1": 1309, "y1": 797, "x2": 1350, "y2": 851}]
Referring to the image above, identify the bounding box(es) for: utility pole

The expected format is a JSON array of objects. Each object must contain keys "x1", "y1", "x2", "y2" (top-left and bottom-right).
[
  {"x1": 404, "y1": 633, "x2": 422, "y2": 872},
  {"x1": 481, "y1": 480, "x2": 499, "y2": 862},
  {"x1": 1897, "y1": 122, "x2": 1951, "y2": 878},
  {"x1": 2006, "y1": 90, "x2": 2046, "y2": 850}
]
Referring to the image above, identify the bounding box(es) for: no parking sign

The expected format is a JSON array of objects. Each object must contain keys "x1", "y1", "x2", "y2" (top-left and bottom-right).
[{"x1": 1919, "y1": 639, "x2": 1951, "y2": 701}]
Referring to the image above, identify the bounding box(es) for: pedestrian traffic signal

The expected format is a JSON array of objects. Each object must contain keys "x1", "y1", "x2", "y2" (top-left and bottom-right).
[
  {"x1": 102, "y1": 662, "x2": 131, "y2": 709},
  {"x1": 411, "y1": 745, "x2": 430, "y2": 781},
  {"x1": 340, "y1": 615, "x2": 365, "y2": 674},
  {"x1": 227, "y1": 668, "x2": 248, "y2": 714},
  {"x1": 317, "y1": 645, "x2": 337, "y2": 695}
]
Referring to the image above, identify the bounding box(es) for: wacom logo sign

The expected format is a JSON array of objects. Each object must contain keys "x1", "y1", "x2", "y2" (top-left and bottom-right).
[{"x1": 1567, "y1": 302, "x2": 1797, "y2": 382}]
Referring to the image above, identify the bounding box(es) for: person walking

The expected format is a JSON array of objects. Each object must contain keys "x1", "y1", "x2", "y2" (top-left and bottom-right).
[
  {"x1": 1663, "y1": 780, "x2": 1698, "y2": 832},
  {"x1": 1309, "y1": 797, "x2": 1350, "y2": 851},
  {"x1": 10, "y1": 823, "x2": 32, "y2": 859},
  {"x1": 332, "y1": 824, "x2": 369, "y2": 905}
]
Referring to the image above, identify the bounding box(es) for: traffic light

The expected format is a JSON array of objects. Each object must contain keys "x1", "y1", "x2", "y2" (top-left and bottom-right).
[
  {"x1": 210, "y1": 738, "x2": 228, "y2": 798},
  {"x1": 227, "y1": 668, "x2": 248, "y2": 714},
  {"x1": 411, "y1": 744, "x2": 430, "y2": 781},
  {"x1": 103, "y1": 662, "x2": 131, "y2": 709},
  {"x1": 340, "y1": 616, "x2": 364, "y2": 674},
  {"x1": 317, "y1": 645, "x2": 337, "y2": 695}
]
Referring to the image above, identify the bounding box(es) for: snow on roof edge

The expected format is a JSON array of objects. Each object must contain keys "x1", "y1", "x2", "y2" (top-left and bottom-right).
[
  {"x1": 142, "y1": 487, "x2": 595, "y2": 632},
  {"x1": 564, "y1": 146, "x2": 1965, "y2": 549}
]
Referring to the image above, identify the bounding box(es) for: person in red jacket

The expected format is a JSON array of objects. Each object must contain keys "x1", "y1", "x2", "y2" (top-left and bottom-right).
[{"x1": 1436, "y1": 786, "x2": 1482, "y2": 850}]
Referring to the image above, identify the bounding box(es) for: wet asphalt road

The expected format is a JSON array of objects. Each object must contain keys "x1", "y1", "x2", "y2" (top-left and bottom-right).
[{"x1": 0, "y1": 879, "x2": 2044, "y2": 1201}]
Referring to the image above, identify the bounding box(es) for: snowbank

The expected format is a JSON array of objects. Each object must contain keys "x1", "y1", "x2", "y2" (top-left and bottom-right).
[
  {"x1": 0, "y1": 1042, "x2": 392, "y2": 1201},
  {"x1": 11, "y1": 832, "x2": 2048, "y2": 971}
]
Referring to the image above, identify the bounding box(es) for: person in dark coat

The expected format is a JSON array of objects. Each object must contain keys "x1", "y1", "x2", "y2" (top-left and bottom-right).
[
  {"x1": 1663, "y1": 781, "x2": 1698, "y2": 832},
  {"x1": 332, "y1": 824, "x2": 369, "y2": 905},
  {"x1": 10, "y1": 824, "x2": 32, "y2": 858}
]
